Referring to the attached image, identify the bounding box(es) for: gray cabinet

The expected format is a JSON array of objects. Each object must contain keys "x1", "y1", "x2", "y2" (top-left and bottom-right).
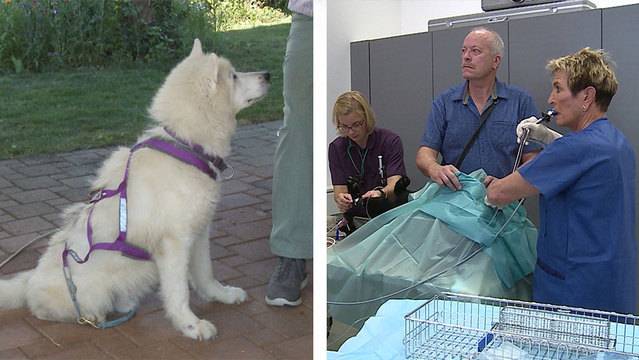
[
  {"x1": 350, "y1": 41, "x2": 370, "y2": 101},
  {"x1": 509, "y1": 9, "x2": 601, "y2": 119},
  {"x1": 369, "y1": 33, "x2": 433, "y2": 188},
  {"x1": 603, "y1": 4, "x2": 639, "y2": 306}
]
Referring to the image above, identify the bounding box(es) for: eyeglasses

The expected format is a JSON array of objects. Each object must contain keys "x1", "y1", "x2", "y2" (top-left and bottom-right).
[{"x1": 337, "y1": 120, "x2": 365, "y2": 132}]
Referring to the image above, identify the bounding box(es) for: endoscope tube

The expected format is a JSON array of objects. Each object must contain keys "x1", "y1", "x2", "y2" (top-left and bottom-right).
[{"x1": 512, "y1": 109, "x2": 557, "y2": 172}]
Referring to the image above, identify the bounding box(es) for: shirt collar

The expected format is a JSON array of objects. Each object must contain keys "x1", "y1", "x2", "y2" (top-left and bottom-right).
[
  {"x1": 452, "y1": 79, "x2": 508, "y2": 105},
  {"x1": 348, "y1": 128, "x2": 378, "y2": 152}
]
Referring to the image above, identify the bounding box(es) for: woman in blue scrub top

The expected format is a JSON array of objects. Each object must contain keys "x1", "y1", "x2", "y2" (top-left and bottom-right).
[{"x1": 485, "y1": 48, "x2": 636, "y2": 314}]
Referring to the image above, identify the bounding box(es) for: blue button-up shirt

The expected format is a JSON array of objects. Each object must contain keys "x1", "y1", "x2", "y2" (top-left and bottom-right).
[{"x1": 420, "y1": 80, "x2": 539, "y2": 178}]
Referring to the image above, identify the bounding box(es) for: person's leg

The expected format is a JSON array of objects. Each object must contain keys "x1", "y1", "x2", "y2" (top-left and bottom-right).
[{"x1": 265, "y1": 13, "x2": 313, "y2": 306}]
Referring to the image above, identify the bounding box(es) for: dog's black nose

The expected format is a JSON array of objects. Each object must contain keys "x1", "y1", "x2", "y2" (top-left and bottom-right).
[{"x1": 263, "y1": 72, "x2": 271, "y2": 82}]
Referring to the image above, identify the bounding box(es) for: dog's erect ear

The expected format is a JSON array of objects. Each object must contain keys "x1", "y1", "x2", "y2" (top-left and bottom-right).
[
  {"x1": 190, "y1": 39, "x2": 203, "y2": 57},
  {"x1": 209, "y1": 53, "x2": 219, "y2": 90}
]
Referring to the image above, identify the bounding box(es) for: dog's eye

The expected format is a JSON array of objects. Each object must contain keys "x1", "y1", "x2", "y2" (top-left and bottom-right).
[{"x1": 232, "y1": 73, "x2": 238, "y2": 80}]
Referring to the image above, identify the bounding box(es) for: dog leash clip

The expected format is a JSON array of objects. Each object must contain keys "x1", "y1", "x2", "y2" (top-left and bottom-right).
[
  {"x1": 220, "y1": 164, "x2": 235, "y2": 180},
  {"x1": 78, "y1": 317, "x2": 100, "y2": 329}
]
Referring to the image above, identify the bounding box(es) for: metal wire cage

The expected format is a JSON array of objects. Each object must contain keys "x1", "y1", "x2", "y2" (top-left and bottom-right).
[{"x1": 404, "y1": 292, "x2": 639, "y2": 359}]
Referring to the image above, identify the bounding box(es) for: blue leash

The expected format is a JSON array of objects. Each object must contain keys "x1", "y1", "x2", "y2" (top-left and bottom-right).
[{"x1": 62, "y1": 250, "x2": 137, "y2": 329}]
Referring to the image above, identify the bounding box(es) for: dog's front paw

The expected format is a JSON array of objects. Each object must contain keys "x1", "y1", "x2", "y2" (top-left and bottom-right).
[
  {"x1": 216, "y1": 286, "x2": 247, "y2": 304},
  {"x1": 182, "y1": 319, "x2": 217, "y2": 340}
]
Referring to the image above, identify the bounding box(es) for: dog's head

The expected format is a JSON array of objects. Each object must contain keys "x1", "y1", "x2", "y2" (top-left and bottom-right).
[
  {"x1": 149, "y1": 39, "x2": 270, "y2": 130},
  {"x1": 188, "y1": 39, "x2": 270, "y2": 113}
]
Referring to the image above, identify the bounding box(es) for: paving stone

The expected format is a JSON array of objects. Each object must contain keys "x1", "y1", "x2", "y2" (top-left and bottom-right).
[
  {"x1": 10, "y1": 176, "x2": 61, "y2": 191},
  {"x1": 43, "y1": 213, "x2": 65, "y2": 227},
  {"x1": 218, "y1": 255, "x2": 252, "y2": 267},
  {"x1": 212, "y1": 260, "x2": 244, "y2": 282},
  {"x1": 252, "y1": 178, "x2": 272, "y2": 190},
  {"x1": 15, "y1": 164, "x2": 62, "y2": 177},
  {"x1": 0, "y1": 214, "x2": 15, "y2": 224},
  {"x1": 0, "y1": 177, "x2": 11, "y2": 189},
  {"x1": 252, "y1": 304, "x2": 313, "y2": 339},
  {"x1": 218, "y1": 193, "x2": 263, "y2": 211},
  {"x1": 20, "y1": 154, "x2": 62, "y2": 166},
  {"x1": 17, "y1": 337, "x2": 67, "y2": 359},
  {"x1": 0, "y1": 348, "x2": 28, "y2": 359},
  {"x1": 246, "y1": 187, "x2": 270, "y2": 197},
  {"x1": 0, "y1": 160, "x2": 24, "y2": 175},
  {"x1": 220, "y1": 179, "x2": 253, "y2": 195},
  {"x1": 175, "y1": 336, "x2": 277, "y2": 360},
  {"x1": 54, "y1": 188, "x2": 89, "y2": 202},
  {"x1": 223, "y1": 218, "x2": 272, "y2": 241},
  {"x1": 228, "y1": 239, "x2": 273, "y2": 262},
  {"x1": 56, "y1": 163, "x2": 99, "y2": 178},
  {"x1": 2, "y1": 172, "x2": 26, "y2": 181},
  {"x1": 213, "y1": 236, "x2": 248, "y2": 247},
  {"x1": 116, "y1": 311, "x2": 181, "y2": 347},
  {"x1": 8, "y1": 189, "x2": 58, "y2": 204},
  {"x1": 0, "y1": 318, "x2": 43, "y2": 351},
  {"x1": 216, "y1": 206, "x2": 270, "y2": 225},
  {"x1": 31, "y1": 342, "x2": 112, "y2": 360},
  {"x1": 60, "y1": 175, "x2": 93, "y2": 189},
  {"x1": 0, "y1": 200, "x2": 19, "y2": 208},
  {"x1": 2, "y1": 217, "x2": 55, "y2": 236},
  {"x1": 267, "y1": 334, "x2": 314, "y2": 360},
  {"x1": 3, "y1": 202, "x2": 58, "y2": 219},
  {"x1": 108, "y1": 340, "x2": 197, "y2": 360},
  {"x1": 0, "y1": 232, "x2": 51, "y2": 253},
  {"x1": 30, "y1": 321, "x2": 118, "y2": 348},
  {"x1": 237, "y1": 258, "x2": 278, "y2": 283},
  {"x1": 61, "y1": 151, "x2": 105, "y2": 165},
  {"x1": 209, "y1": 241, "x2": 234, "y2": 260},
  {"x1": 224, "y1": 275, "x2": 265, "y2": 290},
  {"x1": 90, "y1": 332, "x2": 138, "y2": 357}
]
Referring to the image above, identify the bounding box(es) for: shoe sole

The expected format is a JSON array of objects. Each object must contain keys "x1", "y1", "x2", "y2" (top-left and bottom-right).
[{"x1": 264, "y1": 275, "x2": 309, "y2": 307}]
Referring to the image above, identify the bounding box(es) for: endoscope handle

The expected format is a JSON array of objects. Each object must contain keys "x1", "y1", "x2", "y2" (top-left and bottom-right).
[{"x1": 536, "y1": 109, "x2": 557, "y2": 124}]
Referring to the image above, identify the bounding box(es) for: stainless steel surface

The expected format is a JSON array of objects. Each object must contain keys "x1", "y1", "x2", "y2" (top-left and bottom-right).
[{"x1": 404, "y1": 292, "x2": 639, "y2": 359}]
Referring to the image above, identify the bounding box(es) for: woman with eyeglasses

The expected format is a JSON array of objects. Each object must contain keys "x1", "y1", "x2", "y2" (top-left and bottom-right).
[{"x1": 328, "y1": 91, "x2": 407, "y2": 219}]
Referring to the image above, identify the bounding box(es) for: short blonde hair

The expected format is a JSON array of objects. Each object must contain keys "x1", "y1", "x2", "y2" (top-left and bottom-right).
[
  {"x1": 547, "y1": 47, "x2": 618, "y2": 112},
  {"x1": 332, "y1": 91, "x2": 376, "y2": 136}
]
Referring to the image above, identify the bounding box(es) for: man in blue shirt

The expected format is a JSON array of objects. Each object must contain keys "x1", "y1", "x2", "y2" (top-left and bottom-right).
[
  {"x1": 417, "y1": 27, "x2": 539, "y2": 190},
  {"x1": 486, "y1": 48, "x2": 636, "y2": 314}
]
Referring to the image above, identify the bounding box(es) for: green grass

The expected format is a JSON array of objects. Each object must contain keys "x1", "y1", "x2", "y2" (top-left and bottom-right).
[{"x1": 0, "y1": 21, "x2": 290, "y2": 159}]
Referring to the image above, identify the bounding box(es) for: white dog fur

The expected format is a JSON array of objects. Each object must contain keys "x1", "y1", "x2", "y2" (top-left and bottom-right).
[{"x1": 0, "y1": 39, "x2": 269, "y2": 340}]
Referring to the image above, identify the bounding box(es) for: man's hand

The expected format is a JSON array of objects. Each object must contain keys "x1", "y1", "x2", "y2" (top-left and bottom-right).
[
  {"x1": 335, "y1": 192, "x2": 353, "y2": 213},
  {"x1": 430, "y1": 163, "x2": 462, "y2": 191},
  {"x1": 516, "y1": 116, "x2": 562, "y2": 145}
]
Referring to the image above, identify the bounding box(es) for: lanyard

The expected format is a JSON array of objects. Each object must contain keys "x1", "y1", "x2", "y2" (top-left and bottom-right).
[{"x1": 347, "y1": 140, "x2": 368, "y2": 178}]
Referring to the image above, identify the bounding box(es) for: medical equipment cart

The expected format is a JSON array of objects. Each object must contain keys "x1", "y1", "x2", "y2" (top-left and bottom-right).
[{"x1": 404, "y1": 292, "x2": 639, "y2": 359}]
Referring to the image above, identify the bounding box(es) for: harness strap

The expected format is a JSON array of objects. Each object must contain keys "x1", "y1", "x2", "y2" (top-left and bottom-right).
[
  {"x1": 135, "y1": 138, "x2": 219, "y2": 180},
  {"x1": 61, "y1": 135, "x2": 229, "y2": 328}
]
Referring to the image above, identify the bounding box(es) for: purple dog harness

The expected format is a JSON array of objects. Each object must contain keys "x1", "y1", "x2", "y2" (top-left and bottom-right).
[{"x1": 62, "y1": 129, "x2": 230, "y2": 328}]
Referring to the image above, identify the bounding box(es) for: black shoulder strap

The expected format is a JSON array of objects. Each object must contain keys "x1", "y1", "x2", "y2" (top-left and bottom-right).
[{"x1": 454, "y1": 99, "x2": 498, "y2": 169}]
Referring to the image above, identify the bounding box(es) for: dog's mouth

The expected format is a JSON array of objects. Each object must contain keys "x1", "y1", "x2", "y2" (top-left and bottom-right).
[{"x1": 247, "y1": 93, "x2": 268, "y2": 104}]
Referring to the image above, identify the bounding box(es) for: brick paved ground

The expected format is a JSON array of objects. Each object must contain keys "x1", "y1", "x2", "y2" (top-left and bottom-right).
[{"x1": 0, "y1": 121, "x2": 313, "y2": 360}]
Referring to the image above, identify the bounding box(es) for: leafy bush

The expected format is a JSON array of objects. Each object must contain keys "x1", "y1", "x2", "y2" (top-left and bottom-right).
[{"x1": 0, "y1": 0, "x2": 288, "y2": 73}]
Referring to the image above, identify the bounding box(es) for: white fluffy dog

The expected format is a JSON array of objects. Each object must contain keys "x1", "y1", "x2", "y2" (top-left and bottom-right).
[{"x1": 0, "y1": 39, "x2": 270, "y2": 340}]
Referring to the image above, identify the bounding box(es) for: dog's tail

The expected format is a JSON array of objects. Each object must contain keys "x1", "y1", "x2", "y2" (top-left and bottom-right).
[{"x1": 0, "y1": 270, "x2": 33, "y2": 309}]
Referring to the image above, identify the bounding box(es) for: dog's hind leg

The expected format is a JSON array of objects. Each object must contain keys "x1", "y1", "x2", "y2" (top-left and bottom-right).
[
  {"x1": 156, "y1": 236, "x2": 217, "y2": 340},
  {"x1": 189, "y1": 229, "x2": 247, "y2": 305}
]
